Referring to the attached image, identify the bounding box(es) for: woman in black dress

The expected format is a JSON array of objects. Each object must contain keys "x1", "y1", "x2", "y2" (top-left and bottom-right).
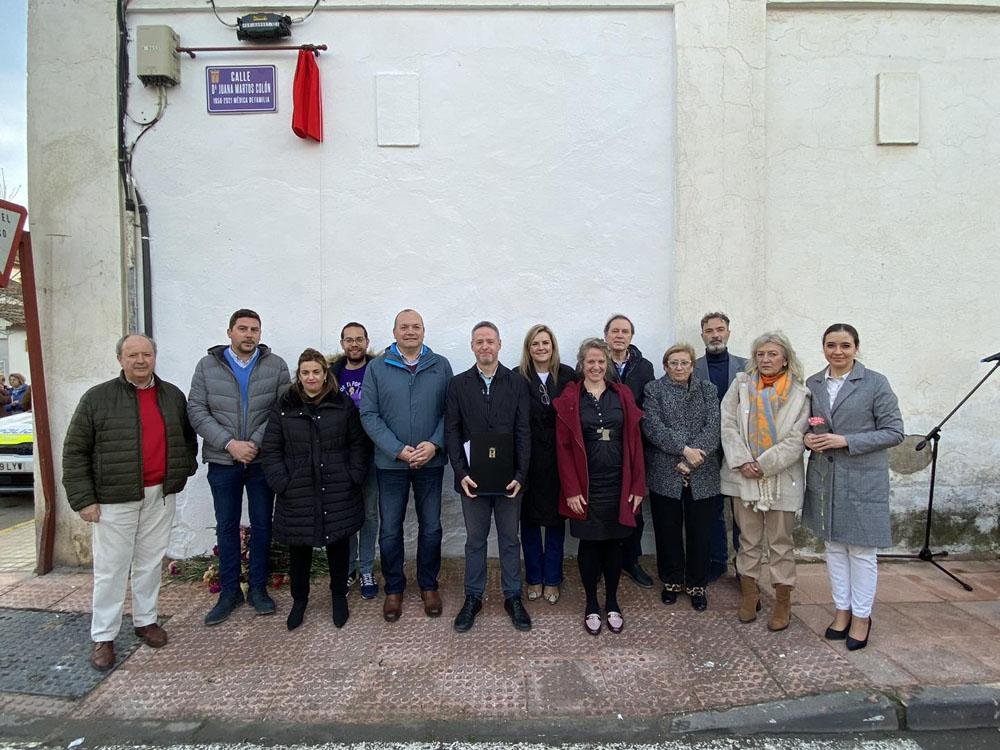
[
  {"x1": 518, "y1": 324, "x2": 577, "y2": 604},
  {"x1": 261, "y1": 348, "x2": 371, "y2": 631},
  {"x1": 554, "y1": 338, "x2": 646, "y2": 635}
]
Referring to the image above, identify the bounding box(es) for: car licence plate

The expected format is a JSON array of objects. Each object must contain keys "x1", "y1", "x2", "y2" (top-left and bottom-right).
[{"x1": 0, "y1": 462, "x2": 26, "y2": 472}]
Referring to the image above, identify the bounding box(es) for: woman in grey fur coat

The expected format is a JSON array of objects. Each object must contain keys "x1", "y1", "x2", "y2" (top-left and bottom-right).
[{"x1": 641, "y1": 343, "x2": 721, "y2": 611}]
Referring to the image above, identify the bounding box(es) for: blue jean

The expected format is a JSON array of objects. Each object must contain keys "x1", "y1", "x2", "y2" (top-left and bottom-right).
[
  {"x1": 376, "y1": 466, "x2": 443, "y2": 595},
  {"x1": 461, "y1": 494, "x2": 522, "y2": 599},
  {"x1": 207, "y1": 461, "x2": 274, "y2": 591},
  {"x1": 348, "y1": 462, "x2": 380, "y2": 576},
  {"x1": 709, "y1": 494, "x2": 741, "y2": 567},
  {"x1": 521, "y1": 522, "x2": 565, "y2": 587},
  {"x1": 621, "y1": 502, "x2": 646, "y2": 568}
]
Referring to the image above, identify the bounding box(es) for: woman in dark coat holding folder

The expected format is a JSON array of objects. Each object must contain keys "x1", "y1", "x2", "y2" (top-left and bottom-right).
[
  {"x1": 554, "y1": 338, "x2": 646, "y2": 636},
  {"x1": 518, "y1": 324, "x2": 577, "y2": 604},
  {"x1": 261, "y1": 348, "x2": 371, "y2": 631}
]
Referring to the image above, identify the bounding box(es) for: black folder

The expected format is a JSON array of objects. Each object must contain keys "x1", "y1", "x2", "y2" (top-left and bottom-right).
[{"x1": 469, "y1": 432, "x2": 514, "y2": 495}]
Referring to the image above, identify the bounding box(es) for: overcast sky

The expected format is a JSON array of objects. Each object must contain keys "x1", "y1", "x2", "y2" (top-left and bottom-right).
[{"x1": 1, "y1": 1, "x2": 28, "y2": 207}]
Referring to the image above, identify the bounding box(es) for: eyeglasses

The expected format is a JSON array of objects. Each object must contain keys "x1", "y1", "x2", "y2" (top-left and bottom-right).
[
  {"x1": 539, "y1": 382, "x2": 550, "y2": 406},
  {"x1": 341, "y1": 337, "x2": 367, "y2": 345},
  {"x1": 666, "y1": 360, "x2": 692, "y2": 368}
]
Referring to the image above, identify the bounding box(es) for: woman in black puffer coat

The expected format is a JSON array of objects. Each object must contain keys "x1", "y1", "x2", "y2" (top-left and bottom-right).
[{"x1": 261, "y1": 348, "x2": 370, "y2": 631}]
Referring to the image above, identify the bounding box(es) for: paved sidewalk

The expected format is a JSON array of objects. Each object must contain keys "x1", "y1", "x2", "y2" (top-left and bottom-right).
[{"x1": 0, "y1": 556, "x2": 998, "y2": 734}]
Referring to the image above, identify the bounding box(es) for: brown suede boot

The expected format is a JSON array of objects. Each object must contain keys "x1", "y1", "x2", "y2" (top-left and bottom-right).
[
  {"x1": 768, "y1": 584, "x2": 793, "y2": 631},
  {"x1": 738, "y1": 575, "x2": 760, "y2": 623}
]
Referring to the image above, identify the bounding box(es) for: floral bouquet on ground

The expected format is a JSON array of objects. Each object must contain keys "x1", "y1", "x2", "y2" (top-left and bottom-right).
[{"x1": 164, "y1": 525, "x2": 326, "y2": 589}]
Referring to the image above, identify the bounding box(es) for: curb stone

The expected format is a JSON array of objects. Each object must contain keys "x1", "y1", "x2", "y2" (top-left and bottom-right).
[
  {"x1": 901, "y1": 683, "x2": 1000, "y2": 731},
  {"x1": 669, "y1": 690, "x2": 900, "y2": 734}
]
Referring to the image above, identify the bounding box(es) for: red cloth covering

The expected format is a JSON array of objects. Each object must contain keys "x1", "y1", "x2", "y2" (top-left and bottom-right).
[
  {"x1": 552, "y1": 381, "x2": 647, "y2": 527},
  {"x1": 292, "y1": 49, "x2": 323, "y2": 142},
  {"x1": 137, "y1": 386, "x2": 167, "y2": 487}
]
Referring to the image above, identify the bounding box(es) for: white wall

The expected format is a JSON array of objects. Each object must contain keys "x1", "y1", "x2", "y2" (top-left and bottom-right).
[
  {"x1": 765, "y1": 7, "x2": 1000, "y2": 548},
  {"x1": 123, "y1": 5, "x2": 677, "y2": 557}
]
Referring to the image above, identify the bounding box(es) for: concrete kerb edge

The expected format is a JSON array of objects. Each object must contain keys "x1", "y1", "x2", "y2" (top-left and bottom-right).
[
  {"x1": 669, "y1": 689, "x2": 901, "y2": 734},
  {"x1": 2, "y1": 684, "x2": 999, "y2": 743},
  {"x1": 895, "y1": 682, "x2": 1000, "y2": 731}
]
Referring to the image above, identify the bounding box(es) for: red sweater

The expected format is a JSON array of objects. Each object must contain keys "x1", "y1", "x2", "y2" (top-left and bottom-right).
[
  {"x1": 137, "y1": 386, "x2": 167, "y2": 487},
  {"x1": 553, "y1": 381, "x2": 647, "y2": 527}
]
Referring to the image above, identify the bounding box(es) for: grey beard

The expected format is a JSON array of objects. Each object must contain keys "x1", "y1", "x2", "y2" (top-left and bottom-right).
[{"x1": 705, "y1": 342, "x2": 727, "y2": 354}]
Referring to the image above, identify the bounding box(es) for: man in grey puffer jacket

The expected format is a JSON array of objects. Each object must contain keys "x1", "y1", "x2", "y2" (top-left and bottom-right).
[{"x1": 188, "y1": 309, "x2": 290, "y2": 626}]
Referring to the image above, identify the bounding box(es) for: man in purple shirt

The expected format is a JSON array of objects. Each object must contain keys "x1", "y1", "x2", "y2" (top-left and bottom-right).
[{"x1": 330, "y1": 322, "x2": 380, "y2": 599}]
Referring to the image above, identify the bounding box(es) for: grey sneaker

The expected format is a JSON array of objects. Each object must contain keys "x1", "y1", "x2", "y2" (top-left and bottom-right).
[{"x1": 347, "y1": 569, "x2": 359, "y2": 588}]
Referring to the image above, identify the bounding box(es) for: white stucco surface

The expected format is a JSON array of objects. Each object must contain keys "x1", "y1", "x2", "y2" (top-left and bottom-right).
[
  {"x1": 765, "y1": 8, "x2": 1000, "y2": 542},
  {"x1": 25, "y1": 1, "x2": 1000, "y2": 566},
  {"x1": 122, "y1": 5, "x2": 677, "y2": 557}
]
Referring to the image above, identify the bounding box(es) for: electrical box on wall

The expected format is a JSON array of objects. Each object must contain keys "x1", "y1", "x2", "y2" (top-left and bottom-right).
[{"x1": 136, "y1": 25, "x2": 180, "y2": 87}]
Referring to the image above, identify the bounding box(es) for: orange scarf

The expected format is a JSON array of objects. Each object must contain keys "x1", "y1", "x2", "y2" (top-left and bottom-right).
[{"x1": 748, "y1": 371, "x2": 791, "y2": 458}]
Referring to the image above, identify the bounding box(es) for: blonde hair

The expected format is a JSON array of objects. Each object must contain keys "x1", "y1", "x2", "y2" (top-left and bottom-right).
[
  {"x1": 575, "y1": 338, "x2": 613, "y2": 382},
  {"x1": 662, "y1": 343, "x2": 696, "y2": 368},
  {"x1": 519, "y1": 324, "x2": 563, "y2": 387},
  {"x1": 746, "y1": 331, "x2": 804, "y2": 383}
]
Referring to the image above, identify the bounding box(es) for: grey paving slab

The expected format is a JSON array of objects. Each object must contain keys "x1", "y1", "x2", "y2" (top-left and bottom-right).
[{"x1": 0, "y1": 607, "x2": 144, "y2": 698}]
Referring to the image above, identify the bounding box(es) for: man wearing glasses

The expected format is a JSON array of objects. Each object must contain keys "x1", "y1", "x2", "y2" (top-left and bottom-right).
[{"x1": 330, "y1": 322, "x2": 380, "y2": 599}]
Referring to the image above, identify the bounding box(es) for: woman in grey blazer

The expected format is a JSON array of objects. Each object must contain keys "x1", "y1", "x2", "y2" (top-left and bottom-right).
[
  {"x1": 641, "y1": 343, "x2": 721, "y2": 611},
  {"x1": 802, "y1": 324, "x2": 904, "y2": 651}
]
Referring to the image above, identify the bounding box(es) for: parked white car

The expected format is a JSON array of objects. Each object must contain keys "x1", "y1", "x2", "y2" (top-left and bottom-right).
[{"x1": 0, "y1": 411, "x2": 33, "y2": 494}]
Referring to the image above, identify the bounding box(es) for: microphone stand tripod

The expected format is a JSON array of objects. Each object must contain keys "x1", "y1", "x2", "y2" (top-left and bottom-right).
[{"x1": 879, "y1": 359, "x2": 1000, "y2": 591}]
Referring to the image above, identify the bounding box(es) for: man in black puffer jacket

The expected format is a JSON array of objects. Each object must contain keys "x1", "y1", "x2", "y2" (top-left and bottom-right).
[{"x1": 63, "y1": 334, "x2": 197, "y2": 671}]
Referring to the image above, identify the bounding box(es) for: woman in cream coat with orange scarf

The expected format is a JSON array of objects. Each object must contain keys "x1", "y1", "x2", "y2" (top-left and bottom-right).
[{"x1": 720, "y1": 332, "x2": 810, "y2": 632}]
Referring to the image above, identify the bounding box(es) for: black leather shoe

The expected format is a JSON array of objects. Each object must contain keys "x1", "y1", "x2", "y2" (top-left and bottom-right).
[
  {"x1": 504, "y1": 596, "x2": 532, "y2": 631},
  {"x1": 204, "y1": 589, "x2": 245, "y2": 626},
  {"x1": 687, "y1": 586, "x2": 708, "y2": 612},
  {"x1": 846, "y1": 617, "x2": 872, "y2": 651},
  {"x1": 661, "y1": 584, "x2": 682, "y2": 605},
  {"x1": 623, "y1": 563, "x2": 654, "y2": 589},
  {"x1": 247, "y1": 586, "x2": 276, "y2": 615},
  {"x1": 453, "y1": 595, "x2": 482, "y2": 633}
]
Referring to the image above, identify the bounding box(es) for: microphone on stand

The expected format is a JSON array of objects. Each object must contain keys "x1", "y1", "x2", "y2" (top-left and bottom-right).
[{"x1": 981, "y1": 352, "x2": 1000, "y2": 363}]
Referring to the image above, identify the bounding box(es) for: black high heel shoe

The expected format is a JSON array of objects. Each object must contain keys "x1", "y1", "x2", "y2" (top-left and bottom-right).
[
  {"x1": 825, "y1": 615, "x2": 851, "y2": 640},
  {"x1": 846, "y1": 617, "x2": 872, "y2": 651}
]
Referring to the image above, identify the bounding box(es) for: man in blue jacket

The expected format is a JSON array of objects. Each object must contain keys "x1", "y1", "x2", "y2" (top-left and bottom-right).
[{"x1": 360, "y1": 309, "x2": 453, "y2": 623}]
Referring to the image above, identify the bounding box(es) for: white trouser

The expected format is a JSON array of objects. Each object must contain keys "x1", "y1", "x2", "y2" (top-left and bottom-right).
[
  {"x1": 91, "y1": 484, "x2": 176, "y2": 641},
  {"x1": 825, "y1": 540, "x2": 877, "y2": 618}
]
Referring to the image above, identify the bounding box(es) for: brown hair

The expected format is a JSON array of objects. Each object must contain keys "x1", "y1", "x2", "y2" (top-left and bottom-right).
[{"x1": 294, "y1": 348, "x2": 337, "y2": 402}]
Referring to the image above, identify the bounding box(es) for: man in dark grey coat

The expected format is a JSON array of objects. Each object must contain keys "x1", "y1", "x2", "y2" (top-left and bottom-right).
[
  {"x1": 694, "y1": 311, "x2": 748, "y2": 581},
  {"x1": 188, "y1": 309, "x2": 290, "y2": 625},
  {"x1": 63, "y1": 334, "x2": 197, "y2": 670}
]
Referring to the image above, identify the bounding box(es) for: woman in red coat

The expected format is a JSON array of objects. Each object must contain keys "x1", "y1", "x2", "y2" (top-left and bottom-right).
[{"x1": 553, "y1": 338, "x2": 646, "y2": 635}]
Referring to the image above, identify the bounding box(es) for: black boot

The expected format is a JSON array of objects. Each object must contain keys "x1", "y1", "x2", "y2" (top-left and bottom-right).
[
  {"x1": 332, "y1": 595, "x2": 349, "y2": 628},
  {"x1": 286, "y1": 600, "x2": 307, "y2": 631}
]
